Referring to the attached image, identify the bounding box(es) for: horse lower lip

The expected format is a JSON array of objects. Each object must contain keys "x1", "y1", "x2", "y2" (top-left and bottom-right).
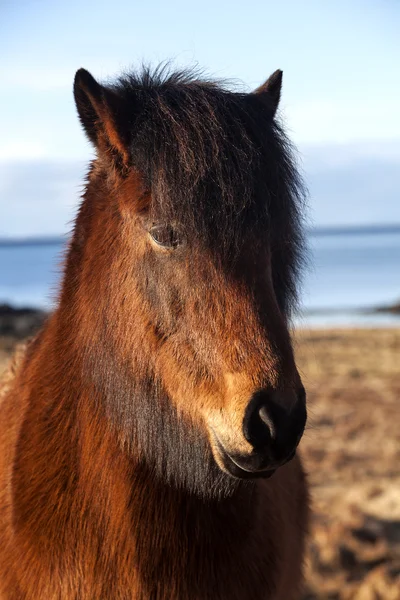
[
  {"x1": 229, "y1": 454, "x2": 276, "y2": 478},
  {"x1": 228, "y1": 451, "x2": 270, "y2": 473},
  {"x1": 212, "y1": 434, "x2": 276, "y2": 478}
]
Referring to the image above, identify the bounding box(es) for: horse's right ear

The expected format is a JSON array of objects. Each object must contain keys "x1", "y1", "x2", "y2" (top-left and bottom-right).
[
  {"x1": 74, "y1": 68, "x2": 130, "y2": 165},
  {"x1": 253, "y1": 70, "x2": 283, "y2": 118}
]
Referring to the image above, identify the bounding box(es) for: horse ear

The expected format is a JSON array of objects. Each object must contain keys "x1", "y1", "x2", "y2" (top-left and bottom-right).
[
  {"x1": 74, "y1": 68, "x2": 130, "y2": 165},
  {"x1": 253, "y1": 69, "x2": 283, "y2": 117}
]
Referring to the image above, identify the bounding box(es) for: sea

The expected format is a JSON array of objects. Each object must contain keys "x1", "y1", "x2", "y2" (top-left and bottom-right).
[{"x1": 1, "y1": 227, "x2": 399, "y2": 328}]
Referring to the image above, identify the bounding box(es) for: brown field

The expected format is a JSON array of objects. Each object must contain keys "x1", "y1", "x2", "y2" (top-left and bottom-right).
[
  {"x1": 1, "y1": 327, "x2": 399, "y2": 599},
  {"x1": 294, "y1": 328, "x2": 400, "y2": 599}
]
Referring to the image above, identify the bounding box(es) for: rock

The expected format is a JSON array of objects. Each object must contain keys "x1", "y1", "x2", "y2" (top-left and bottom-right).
[
  {"x1": 375, "y1": 301, "x2": 400, "y2": 314},
  {"x1": 0, "y1": 304, "x2": 47, "y2": 339}
]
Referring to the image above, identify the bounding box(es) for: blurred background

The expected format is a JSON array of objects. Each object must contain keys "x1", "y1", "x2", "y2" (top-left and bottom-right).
[{"x1": 1, "y1": 1, "x2": 399, "y2": 598}]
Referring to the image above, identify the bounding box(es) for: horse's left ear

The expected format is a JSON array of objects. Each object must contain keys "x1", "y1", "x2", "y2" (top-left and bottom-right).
[
  {"x1": 74, "y1": 68, "x2": 130, "y2": 165},
  {"x1": 253, "y1": 69, "x2": 283, "y2": 117}
]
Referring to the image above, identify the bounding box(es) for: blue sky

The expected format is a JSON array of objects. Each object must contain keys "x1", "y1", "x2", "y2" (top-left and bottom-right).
[{"x1": 1, "y1": 0, "x2": 399, "y2": 236}]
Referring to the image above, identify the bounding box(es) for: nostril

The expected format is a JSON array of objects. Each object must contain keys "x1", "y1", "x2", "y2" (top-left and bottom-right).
[
  {"x1": 258, "y1": 405, "x2": 276, "y2": 440},
  {"x1": 243, "y1": 388, "x2": 307, "y2": 455},
  {"x1": 243, "y1": 391, "x2": 276, "y2": 449}
]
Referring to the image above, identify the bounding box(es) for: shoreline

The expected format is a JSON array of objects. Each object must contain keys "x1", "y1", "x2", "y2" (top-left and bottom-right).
[{"x1": 1, "y1": 301, "x2": 399, "y2": 341}]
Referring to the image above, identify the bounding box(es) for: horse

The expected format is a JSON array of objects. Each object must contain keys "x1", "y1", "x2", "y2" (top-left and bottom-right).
[{"x1": 0, "y1": 65, "x2": 309, "y2": 599}]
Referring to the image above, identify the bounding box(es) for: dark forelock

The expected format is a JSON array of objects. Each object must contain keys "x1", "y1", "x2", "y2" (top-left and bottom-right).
[{"x1": 110, "y1": 65, "x2": 307, "y2": 315}]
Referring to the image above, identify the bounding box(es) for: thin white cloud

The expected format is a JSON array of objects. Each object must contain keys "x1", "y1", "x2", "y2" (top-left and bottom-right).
[
  {"x1": 0, "y1": 66, "x2": 73, "y2": 92},
  {"x1": 0, "y1": 141, "x2": 49, "y2": 161},
  {"x1": 1, "y1": 141, "x2": 399, "y2": 237},
  {"x1": 0, "y1": 60, "x2": 132, "y2": 93}
]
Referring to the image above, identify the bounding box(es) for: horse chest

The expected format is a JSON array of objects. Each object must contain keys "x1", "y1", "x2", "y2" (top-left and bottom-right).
[{"x1": 64, "y1": 487, "x2": 300, "y2": 600}]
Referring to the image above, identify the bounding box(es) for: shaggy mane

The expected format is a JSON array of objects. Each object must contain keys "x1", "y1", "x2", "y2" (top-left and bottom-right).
[{"x1": 106, "y1": 66, "x2": 307, "y2": 314}]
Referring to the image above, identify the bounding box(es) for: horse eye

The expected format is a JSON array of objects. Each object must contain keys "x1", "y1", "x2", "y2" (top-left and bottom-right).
[{"x1": 149, "y1": 224, "x2": 183, "y2": 249}]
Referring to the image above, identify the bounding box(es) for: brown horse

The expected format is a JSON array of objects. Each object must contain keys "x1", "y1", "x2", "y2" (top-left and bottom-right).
[{"x1": 0, "y1": 66, "x2": 309, "y2": 599}]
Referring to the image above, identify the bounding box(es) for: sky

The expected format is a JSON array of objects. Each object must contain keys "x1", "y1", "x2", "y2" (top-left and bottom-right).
[{"x1": 1, "y1": 0, "x2": 399, "y2": 237}]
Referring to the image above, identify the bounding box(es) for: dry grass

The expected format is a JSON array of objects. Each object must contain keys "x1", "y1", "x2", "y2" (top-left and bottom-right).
[
  {"x1": 1, "y1": 328, "x2": 399, "y2": 598},
  {"x1": 294, "y1": 328, "x2": 400, "y2": 599}
]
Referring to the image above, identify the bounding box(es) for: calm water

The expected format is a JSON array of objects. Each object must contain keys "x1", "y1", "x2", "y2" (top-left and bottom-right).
[
  {"x1": 1, "y1": 230, "x2": 399, "y2": 327},
  {"x1": 299, "y1": 230, "x2": 400, "y2": 327}
]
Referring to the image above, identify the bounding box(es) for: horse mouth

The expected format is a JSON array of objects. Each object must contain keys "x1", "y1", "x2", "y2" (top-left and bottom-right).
[{"x1": 211, "y1": 434, "x2": 281, "y2": 480}]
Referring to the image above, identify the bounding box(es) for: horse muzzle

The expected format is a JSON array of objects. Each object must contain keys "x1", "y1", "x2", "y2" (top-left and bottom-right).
[{"x1": 211, "y1": 386, "x2": 307, "y2": 480}]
